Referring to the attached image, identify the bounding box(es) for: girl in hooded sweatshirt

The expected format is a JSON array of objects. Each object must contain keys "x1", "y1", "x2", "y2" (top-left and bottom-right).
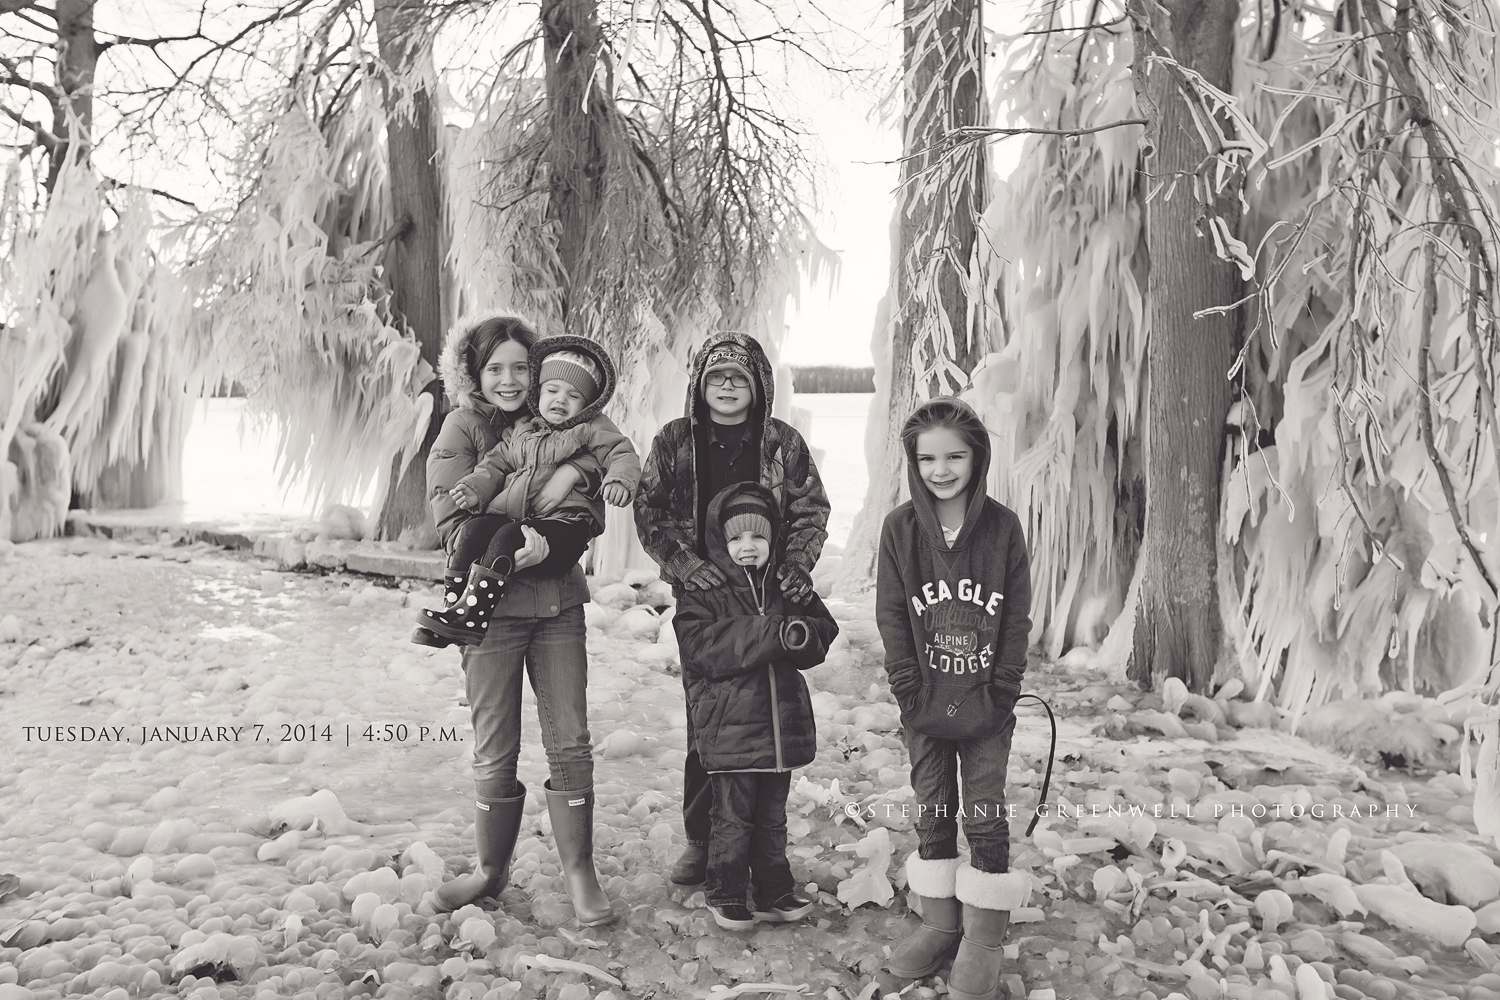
[{"x1": 876, "y1": 398, "x2": 1033, "y2": 1000}]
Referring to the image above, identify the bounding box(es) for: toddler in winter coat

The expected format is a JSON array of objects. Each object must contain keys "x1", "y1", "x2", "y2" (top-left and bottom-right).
[
  {"x1": 672, "y1": 482, "x2": 839, "y2": 931},
  {"x1": 634, "y1": 332, "x2": 831, "y2": 885},
  {"x1": 877, "y1": 397, "x2": 1033, "y2": 1000},
  {"x1": 414, "y1": 336, "x2": 641, "y2": 647}
]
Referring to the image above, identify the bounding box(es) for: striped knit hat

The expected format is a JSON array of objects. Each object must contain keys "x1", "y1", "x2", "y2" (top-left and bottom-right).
[
  {"x1": 539, "y1": 350, "x2": 601, "y2": 402},
  {"x1": 722, "y1": 493, "x2": 774, "y2": 542}
]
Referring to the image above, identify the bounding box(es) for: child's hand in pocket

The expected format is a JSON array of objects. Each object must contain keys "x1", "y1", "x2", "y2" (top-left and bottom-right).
[
  {"x1": 601, "y1": 482, "x2": 632, "y2": 507},
  {"x1": 450, "y1": 483, "x2": 480, "y2": 510}
]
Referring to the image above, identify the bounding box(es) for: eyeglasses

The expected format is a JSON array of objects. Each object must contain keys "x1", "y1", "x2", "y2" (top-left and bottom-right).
[{"x1": 705, "y1": 371, "x2": 751, "y2": 388}]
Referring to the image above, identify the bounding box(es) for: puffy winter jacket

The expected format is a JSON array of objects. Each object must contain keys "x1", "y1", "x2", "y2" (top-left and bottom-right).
[
  {"x1": 674, "y1": 483, "x2": 840, "y2": 772},
  {"x1": 634, "y1": 332, "x2": 829, "y2": 588},
  {"x1": 426, "y1": 313, "x2": 599, "y2": 616}
]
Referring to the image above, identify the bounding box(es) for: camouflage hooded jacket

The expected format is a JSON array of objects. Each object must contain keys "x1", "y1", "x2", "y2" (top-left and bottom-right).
[{"x1": 633, "y1": 332, "x2": 829, "y2": 587}]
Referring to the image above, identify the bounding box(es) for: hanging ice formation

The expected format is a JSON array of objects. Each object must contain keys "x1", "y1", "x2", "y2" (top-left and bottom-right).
[
  {"x1": 965, "y1": 5, "x2": 1499, "y2": 714},
  {"x1": 191, "y1": 93, "x2": 433, "y2": 520},
  {"x1": 1, "y1": 151, "x2": 202, "y2": 541}
]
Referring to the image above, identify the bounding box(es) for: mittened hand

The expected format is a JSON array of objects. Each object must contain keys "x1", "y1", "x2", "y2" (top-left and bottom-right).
[
  {"x1": 777, "y1": 564, "x2": 814, "y2": 604},
  {"x1": 683, "y1": 561, "x2": 726, "y2": 590},
  {"x1": 601, "y1": 482, "x2": 632, "y2": 507}
]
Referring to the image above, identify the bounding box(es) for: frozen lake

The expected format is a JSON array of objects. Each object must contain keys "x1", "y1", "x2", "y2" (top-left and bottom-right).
[{"x1": 181, "y1": 394, "x2": 875, "y2": 549}]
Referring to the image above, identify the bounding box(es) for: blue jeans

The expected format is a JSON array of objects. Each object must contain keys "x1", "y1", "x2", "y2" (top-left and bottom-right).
[
  {"x1": 706, "y1": 771, "x2": 795, "y2": 908},
  {"x1": 461, "y1": 604, "x2": 593, "y2": 797},
  {"x1": 903, "y1": 712, "x2": 1016, "y2": 873}
]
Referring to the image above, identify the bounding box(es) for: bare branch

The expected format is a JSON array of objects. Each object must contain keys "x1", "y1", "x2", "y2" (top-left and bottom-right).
[
  {"x1": 953, "y1": 119, "x2": 1148, "y2": 141},
  {"x1": 1021, "y1": 13, "x2": 1127, "y2": 35},
  {"x1": 0, "y1": 100, "x2": 59, "y2": 147},
  {"x1": 98, "y1": 174, "x2": 200, "y2": 210}
]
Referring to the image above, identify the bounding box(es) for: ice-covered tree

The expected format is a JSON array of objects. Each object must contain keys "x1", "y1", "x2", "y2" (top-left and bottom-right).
[
  {"x1": 0, "y1": 0, "x2": 222, "y2": 540},
  {"x1": 979, "y1": 0, "x2": 1500, "y2": 712},
  {"x1": 839, "y1": 0, "x2": 994, "y2": 592}
]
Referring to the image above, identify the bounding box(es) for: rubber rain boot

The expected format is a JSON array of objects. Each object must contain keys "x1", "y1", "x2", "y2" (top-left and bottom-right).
[
  {"x1": 412, "y1": 569, "x2": 469, "y2": 647},
  {"x1": 433, "y1": 782, "x2": 527, "y2": 911},
  {"x1": 544, "y1": 782, "x2": 616, "y2": 927},
  {"x1": 415, "y1": 563, "x2": 506, "y2": 646}
]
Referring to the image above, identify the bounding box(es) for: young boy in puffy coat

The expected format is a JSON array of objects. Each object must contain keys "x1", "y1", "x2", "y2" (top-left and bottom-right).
[
  {"x1": 672, "y1": 483, "x2": 840, "y2": 930},
  {"x1": 635, "y1": 332, "x2": 830, "y2": 884}
]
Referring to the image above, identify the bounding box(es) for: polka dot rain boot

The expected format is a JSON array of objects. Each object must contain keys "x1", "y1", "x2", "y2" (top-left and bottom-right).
[
  {"x1": 411, "y1": 568, "x2": 470, "y2": 647},
  {"x1": 413, "y1": 562, "x2": 508, "y2": 646}
]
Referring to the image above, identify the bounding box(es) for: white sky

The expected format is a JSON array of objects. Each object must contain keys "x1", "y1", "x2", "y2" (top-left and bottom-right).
[
  {"x1": 59, "y1": 0, "x2": 1037, "y2": 370},
  {"x1": 779, "y1": 0, "x2": 1031, "y2": 367}
]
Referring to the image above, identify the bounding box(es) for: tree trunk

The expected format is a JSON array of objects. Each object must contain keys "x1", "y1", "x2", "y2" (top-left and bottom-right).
[
  {"x1": 839, "y1": 0, "x2": 986, "y2": 593},
  {"x1": 1128, "y1": 0, "x2": 1241, "y2": 692},
  {"x1": 541, "y1": 0, "x2": 607, "y2": 331},
  {"x1": 49, "y1": 0, "x2": 96, "y2": 190},
  {"x1": 373, "y1": 0, "x2": 447, "y2": 545}
]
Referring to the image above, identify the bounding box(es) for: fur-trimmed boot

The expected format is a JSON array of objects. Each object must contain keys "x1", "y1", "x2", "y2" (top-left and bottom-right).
[
  {"x1": 432, "y1": 782, "x2": 527, "y2": 911},
  {"x1": 544, "y1": 782, "x2": 616, "y2": 927},
  {"x1": 888, "y1": 853, "x2": 962, "y2": 979},
  {"x1": 948, "y1": 865, "x2": 1031, "y2": 1000},
  {"x1": 412, "y1": 569, "x2": 470, "y2": 647},
  {"x1": 414, "y1": 562, "x2": 507, "y2": 646}
]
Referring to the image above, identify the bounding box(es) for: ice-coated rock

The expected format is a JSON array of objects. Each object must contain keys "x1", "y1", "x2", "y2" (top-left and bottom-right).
[
  {"x1": 637, "y1": 580, "x2": 674, "y2": 608},
  {"x1": 1294, "y1": 962, "x2": 1332, "y2": 1000},
  {"x1": 617, "y1": 605, "x2": 663, "y2": 641},
  {"x1": 1352, "y1": 881, "x2": 1477, "y2": 947},
  {"x1": 592, "y1": 583, "x2": 639, "y2": 611},
  {"x1": 459, "y1": 916, "x2": 497, "y2": 950},
  {"x1": 600, "y1": 729, "x2": 643, "y2": 759},
  {"x1": 1255, "y1": 889, "x2": 1294, "y2": 932},
  {"x1": 257, "y1": 829, "x2": 302, "y2": 862},
  {"x1": 1389, "y1": 840, "x2": 1500, "y2": 908},
  {"x1": 1478, "y1": 898, "x2": 1500, "y2": 935},
  {"x1": 268, "y1": 788, "x2": 360, "y2": 835},
  {"x1": 1288, "y1": 873, "x2": 1364, "y2": 918},
  {"x1": 370, "y1": 903, "x2": 400, "y2": 940},
  {"x1": 171, "y1": 854, "x2": 217, "y2": 882},
  {"x1": 837, "y1": 827, "x2": 897, "y2": 909},
  {"x1": 350, "y1": 891, "x2": 383, "y2": 925},
  {"x1": 0, "y1": 615, "x2": 21, "y2": 642},
  {"x1": 343, "y1": 866, "x2": 400, "y2": 902},
  {"x1": 585, "y1": 603, "x2": 622, "y2": 630},
  {"x1": 402, "y1": 841, "x2": 447, "y2": 881}
]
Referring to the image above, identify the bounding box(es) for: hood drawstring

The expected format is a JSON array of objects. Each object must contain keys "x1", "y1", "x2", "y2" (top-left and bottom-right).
[
  {"x1": 1017, "y1": 693, "x2": 1058, "y2": 838},
  {"x1": 743, "y1": 567, "x2": 766, "y2": 614}
]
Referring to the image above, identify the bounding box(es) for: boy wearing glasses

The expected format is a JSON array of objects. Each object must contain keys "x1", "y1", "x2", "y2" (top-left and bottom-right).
[{"x1": 635, "y1": 332, "x2": 830, "y2": 887}]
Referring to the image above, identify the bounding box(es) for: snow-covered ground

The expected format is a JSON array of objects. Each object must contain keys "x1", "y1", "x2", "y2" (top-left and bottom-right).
[
  {"x1": 4, "y1": 535, "x2": 1500, "y2": 1000},
  {"x1": 178, "y1": 395, "x2": 874, "y2": 550}
]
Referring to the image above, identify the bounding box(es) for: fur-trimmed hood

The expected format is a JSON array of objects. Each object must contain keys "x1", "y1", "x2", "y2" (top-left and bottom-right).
[
  {"x1": 437, "y1": 310, "x2": 534, "y2": 413},
  {"x1": 684, "y1": 331, "x2": 775, "y2": 429},
  {"x1": 526, "y1": 335, "x2": 618, "y2": 431}
]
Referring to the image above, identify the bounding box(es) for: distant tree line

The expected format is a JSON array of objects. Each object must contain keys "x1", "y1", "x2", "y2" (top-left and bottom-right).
[{"x1": 790, "y1": 366, "x2": 875, "y2": 393}]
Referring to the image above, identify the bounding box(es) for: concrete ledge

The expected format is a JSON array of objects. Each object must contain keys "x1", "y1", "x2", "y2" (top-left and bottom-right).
[{"x1": 65, "y1": 509, "x2": 447, "y2": 584}]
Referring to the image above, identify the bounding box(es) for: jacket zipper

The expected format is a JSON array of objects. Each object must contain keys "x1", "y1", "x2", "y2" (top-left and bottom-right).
[{"x1": 746, "y1": 567, "x2": 784, "y2": 770}]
